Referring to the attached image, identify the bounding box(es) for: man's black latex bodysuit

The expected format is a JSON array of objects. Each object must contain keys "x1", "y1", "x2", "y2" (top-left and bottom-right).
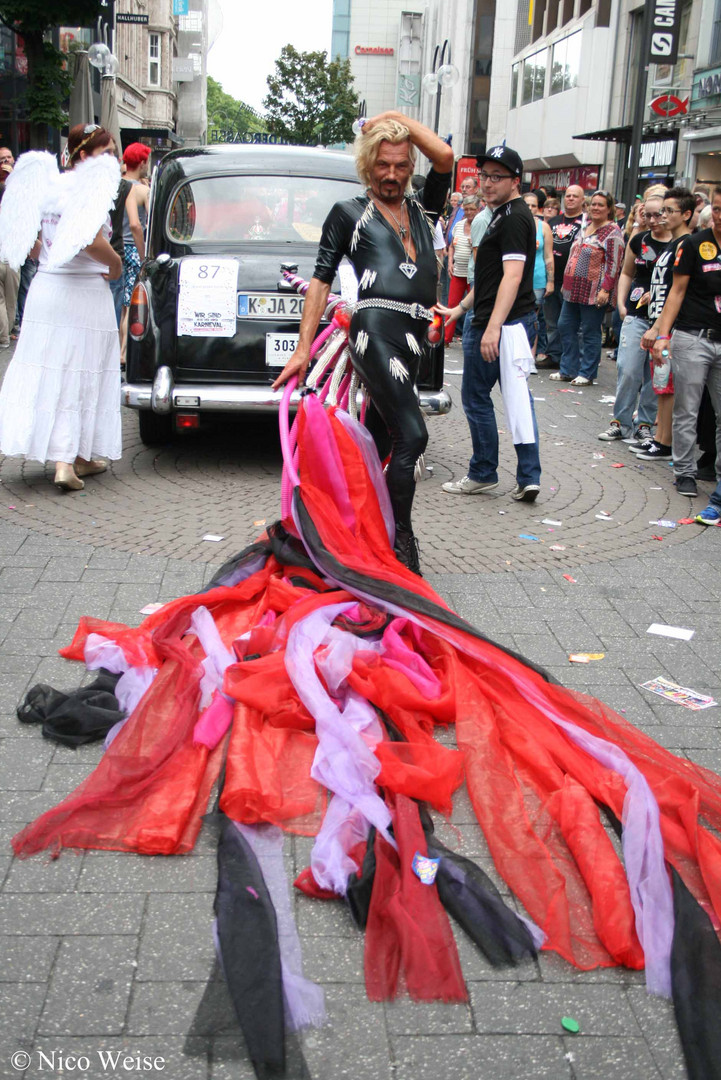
[{"x1": 312, "y1": 169, "x2": 450, "y2": 550}]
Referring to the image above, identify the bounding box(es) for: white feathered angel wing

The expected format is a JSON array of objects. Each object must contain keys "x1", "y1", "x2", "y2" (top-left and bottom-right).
[
  {"x1": 0, "y1": 151, "x2": 59, "y2": 271},
  {"x1": 46, "y1": 153, "x2": 121, "y2": 270}
]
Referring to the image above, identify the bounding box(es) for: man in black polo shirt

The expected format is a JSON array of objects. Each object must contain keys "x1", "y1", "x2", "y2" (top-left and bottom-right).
[
  {"x1": 441, "y1": 144, "x2": 542, "y2": 502},
  {"x1": 652, "y1": 184, "x2": 721, "y2": 497}
]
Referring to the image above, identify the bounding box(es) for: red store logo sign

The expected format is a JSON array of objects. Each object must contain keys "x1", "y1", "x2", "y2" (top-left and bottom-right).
[
  {"x1": 354, "y1": 45, "x2": 394, "y2": 55},
  {"x1": 649, "y1": 94, "x2": 689, "y2": 117}
]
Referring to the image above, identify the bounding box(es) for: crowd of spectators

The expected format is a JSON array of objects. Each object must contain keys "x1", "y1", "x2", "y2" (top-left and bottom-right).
[{"x1": 436, "y1": 172, "x2": 721, "y2": 526}]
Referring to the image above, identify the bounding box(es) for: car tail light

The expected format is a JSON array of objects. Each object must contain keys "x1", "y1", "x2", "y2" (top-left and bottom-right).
[
  {"x1": 175, "y1": 412, "x2": 199, "y2": 430},
  {"x1": 427, "y1": 314, "x2": 443, "y2": 345},
  {"x1": 129, "y1": 282, "x2": 149, "y2": 339}
]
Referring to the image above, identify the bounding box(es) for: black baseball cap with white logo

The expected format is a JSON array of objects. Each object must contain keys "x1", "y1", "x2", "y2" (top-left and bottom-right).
[{"x1": 476, "y1": 144, "x2": 524, "y2": 178}]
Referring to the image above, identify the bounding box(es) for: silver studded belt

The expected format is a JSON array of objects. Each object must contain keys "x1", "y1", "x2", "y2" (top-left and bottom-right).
[{"x1": 351, "y1": 299, "x2": 434, "y2": 321}]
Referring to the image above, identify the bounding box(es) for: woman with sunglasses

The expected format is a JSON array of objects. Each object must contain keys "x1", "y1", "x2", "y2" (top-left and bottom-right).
[
  {"x1": 551, "y1": 190, "x2": 624, "y2": 386},
  {"x1": 0, "y1": 124, "x2": 123, "y2": 491}
]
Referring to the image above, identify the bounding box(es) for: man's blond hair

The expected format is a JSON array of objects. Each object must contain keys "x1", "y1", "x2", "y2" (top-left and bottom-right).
[{"x1": 354, "y1": 119, "x2": 417, "y2": 194}]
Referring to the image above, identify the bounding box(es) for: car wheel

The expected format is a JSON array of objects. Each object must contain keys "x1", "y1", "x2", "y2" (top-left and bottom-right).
[{"x1": 138, "y1": 410, "x2": 173, "y2": 446}]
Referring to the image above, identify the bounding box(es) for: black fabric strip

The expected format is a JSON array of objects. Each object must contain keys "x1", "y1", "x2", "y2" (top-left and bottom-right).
[
  {"x1": 345, "y1": 826, "x2": 377, "y2": 930},
  {"x1": 214, "y1": 815, "x2": 286, "y2": 1076},
  {"x1": 292, "y1": 491, "x2": 556, "y2": 685},
  {"x1": 670, "y1": 867, "x2": 721, "y2": 1080},
  {"x1": 204, "y1": 523, "x2": 317, "y2": 594},
  {"x1": 417, "y1": 804, "x2": 536, "y2": 966},
  {"x1": 204, "y1": 540, "x2": 273, "y2": 591}
]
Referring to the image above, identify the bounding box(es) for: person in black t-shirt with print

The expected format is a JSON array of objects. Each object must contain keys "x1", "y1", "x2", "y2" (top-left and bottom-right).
[
  {"x1": 537, "y1": 184, "x2": 585, "y2": 369},
  {"x1": 597, "y1": 194, "x2": 671, "y2": 447},
  {"x1": 437, "y1": 144, "x2": 542, "y2": 503},
  {"x1": 651, "y1": 184, "x2": 721, "y2": 497},
  {"x1": 634, "y1": 187, "x2": 694, "y2": 462}
]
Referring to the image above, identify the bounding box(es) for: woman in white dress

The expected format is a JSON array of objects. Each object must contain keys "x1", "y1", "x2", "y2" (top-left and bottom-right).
[{"x1": 0, "y1": 125, "x2": 123, "y2": 490}]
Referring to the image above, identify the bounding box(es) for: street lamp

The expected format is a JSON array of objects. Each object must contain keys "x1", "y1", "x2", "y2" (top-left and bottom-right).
[
  {"x1": 351, "y1": 99, "x2": 367, "y2": 137},
  {"x1": 422, "y1": 40, "x2": 459, "y2": 134},
  {"x1": 88, "y1": 42, "x2": 119, "y2": 76}
]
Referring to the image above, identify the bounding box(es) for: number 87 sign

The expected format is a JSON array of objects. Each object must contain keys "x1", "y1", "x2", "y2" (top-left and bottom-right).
[{"x1": 178, "y1": 257, "x2": 238, "y2": 337}]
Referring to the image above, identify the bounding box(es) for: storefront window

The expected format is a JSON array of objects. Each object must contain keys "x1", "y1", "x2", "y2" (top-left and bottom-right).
[
  {"x1": 510, "y1": 63, "x2": 519, "y2": 108},
  {"x1": 59, "y1": 27, "x2": 92, "y2": 54},
  {"x1": 466, "y1": 0, "x2": 497, "y2": 156},
  {"x1": 550, "y1": 30, "x2": 581, "y2": 95},
  {"x1": 521, "y1": 49, "x2": 546, "y2": 105}
]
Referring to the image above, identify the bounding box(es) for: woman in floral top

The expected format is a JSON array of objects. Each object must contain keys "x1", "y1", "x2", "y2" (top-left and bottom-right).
[{"x1": 550, "y1": 190, "x2": 624, "y2": 386}]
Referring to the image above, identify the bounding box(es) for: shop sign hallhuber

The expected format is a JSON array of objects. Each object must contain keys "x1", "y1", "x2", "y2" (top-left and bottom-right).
[
  {"x1": 691, "y1": 66, "x2": 721, "y2": 111},
  {"x1": 528, "y1": 166, "x2": 600, "y2": 190}
]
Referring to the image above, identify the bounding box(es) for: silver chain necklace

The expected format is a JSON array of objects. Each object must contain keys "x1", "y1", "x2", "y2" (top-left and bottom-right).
[{"x1": 373, "y1": 198, "x2": 417, "y2": 280}]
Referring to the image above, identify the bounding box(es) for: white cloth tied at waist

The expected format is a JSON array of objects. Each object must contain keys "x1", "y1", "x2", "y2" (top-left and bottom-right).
[{"x1": 499, "y1": 322, "x2": 535, "y2": 445}]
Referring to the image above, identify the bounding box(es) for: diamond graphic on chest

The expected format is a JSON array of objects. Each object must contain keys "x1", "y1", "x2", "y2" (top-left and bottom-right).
[{"x1": 399, "y1": 262, "x2": 417, "y2": 279}]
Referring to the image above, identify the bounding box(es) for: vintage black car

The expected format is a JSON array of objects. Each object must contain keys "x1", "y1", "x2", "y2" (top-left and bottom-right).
[{"x1": 122, "y1": 144, "x2": 451, "y2": 444}]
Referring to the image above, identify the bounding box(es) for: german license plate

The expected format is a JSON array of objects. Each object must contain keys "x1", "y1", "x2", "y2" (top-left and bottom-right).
[
  {"x1": 266, "y1": 332, "x2": 299, "y2": 368},
  {"x1": 237, "y1": 293, "x2": 305, "y2": 319}
]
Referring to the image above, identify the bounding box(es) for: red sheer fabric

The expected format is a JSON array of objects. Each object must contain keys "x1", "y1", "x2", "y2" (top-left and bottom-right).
[
  {"x1": 13, "y1": 609, "x2": 224, "y2": 855},
  {"x1": 365, "y1": 794, "x2": 467, "y2": 1001},
  {"x1": 14, "y1": 393, "x2": 721, "y2": 996}
]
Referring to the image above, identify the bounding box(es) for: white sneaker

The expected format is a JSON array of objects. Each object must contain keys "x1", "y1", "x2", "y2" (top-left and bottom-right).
[
  {"x1": 511, "y1": 483, "x2": 541, "y2": 502},
  {"x1": 442, "y1": 475, "x2": 499, "y2": 495}
]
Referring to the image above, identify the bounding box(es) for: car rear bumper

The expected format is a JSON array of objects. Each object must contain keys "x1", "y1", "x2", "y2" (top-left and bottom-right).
[{"x1": 121, "y1": 367, "x2": 452, "y2": 417}]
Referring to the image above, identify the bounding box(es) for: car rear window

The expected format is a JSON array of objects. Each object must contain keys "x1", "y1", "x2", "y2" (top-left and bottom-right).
[{"x1": 167, "y1": 174, "x2": 362, "y2": 245}]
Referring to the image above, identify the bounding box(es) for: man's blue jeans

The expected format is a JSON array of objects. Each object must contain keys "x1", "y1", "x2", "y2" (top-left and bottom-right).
[
  {"x1": 613, "y1": 315, "x2": 657, "y2": 435},
  {"x1": 558, "y1": 300, "x2": 605, "y2": 380},
  {"x1": 709, "y1": 477, "x2": 721, "y2": 513},
  {"x1": 544, "y1": 290, "x2": 563, "y2": 363},
  {"x1": 461, "y1": 311, "x2": 542, "y2": 487}
]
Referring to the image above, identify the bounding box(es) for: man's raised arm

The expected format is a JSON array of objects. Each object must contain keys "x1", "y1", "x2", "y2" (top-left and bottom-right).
[{"x1": 363, "y1": 110, "x2": 454, "y2": 175}]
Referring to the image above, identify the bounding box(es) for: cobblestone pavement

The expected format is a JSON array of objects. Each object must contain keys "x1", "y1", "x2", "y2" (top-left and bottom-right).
[
  {"x1": 0, "y1": 344, "x2": 715, "y2": 572},
  {"x1": 1, "y1": 341, "x2": 720, "y2": 1079}
]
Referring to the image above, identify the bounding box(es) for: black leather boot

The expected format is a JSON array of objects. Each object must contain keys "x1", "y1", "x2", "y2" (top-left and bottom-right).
[{"x1": 394, "y1": 526, "x2": 422, "y2": 576}]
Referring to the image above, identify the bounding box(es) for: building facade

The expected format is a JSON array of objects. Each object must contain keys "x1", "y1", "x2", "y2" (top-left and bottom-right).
[
  {"x1": 330, "y1": 0, "x2": 495, "y2": 164},
  {"x1": 487, "y1": 0, "x2": 614, "y2": 190},
  {"x1": 0, "y1": 0, "x2": 214, "y2": 159},
  {"x1": 483, "y1": 0, "x2": 718, "y2": 195},
  {"x1": 332, "y1": 0, "x2": 426, "y2": 121},
  {"x1": 114, "y1": 0, "x2": 180, "y2": 153},
  {"x1": 682, "y1": 0, "x2": 721, "y2": 188}
]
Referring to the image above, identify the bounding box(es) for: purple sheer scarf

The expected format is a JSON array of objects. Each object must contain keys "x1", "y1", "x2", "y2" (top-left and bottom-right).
[
  {"x1": 284, "y1": 603, "x2": 395, "y2": 893},
  {"x1": 189, "y1": 606, "x2": 236, "y2": 709}
]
